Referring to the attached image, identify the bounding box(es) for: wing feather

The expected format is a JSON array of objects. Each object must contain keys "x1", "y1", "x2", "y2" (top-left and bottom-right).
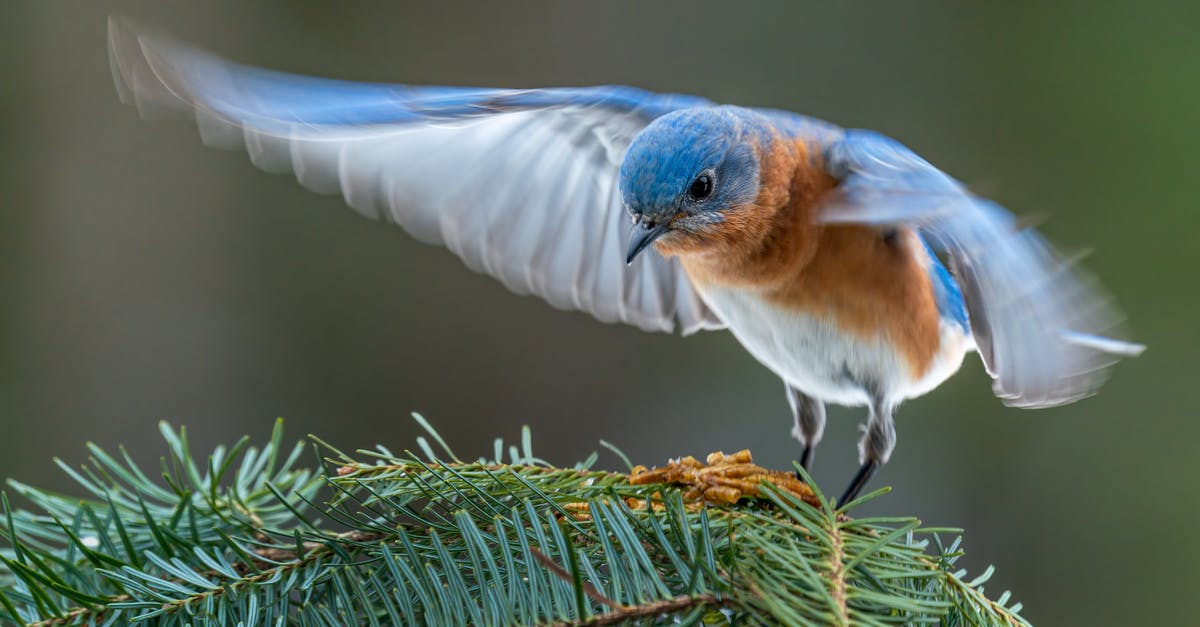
[
  {"x1": 821, "y1": 130, "x2": 1144, "y2": 407},
  {"x1": 108, "y1": 18, "x2": 724, "y2": 335}
]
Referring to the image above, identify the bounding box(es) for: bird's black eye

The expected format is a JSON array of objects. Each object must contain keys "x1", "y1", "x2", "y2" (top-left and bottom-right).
[{"x1": 688, "y1": 172, "x2": 714, "y2": 200}]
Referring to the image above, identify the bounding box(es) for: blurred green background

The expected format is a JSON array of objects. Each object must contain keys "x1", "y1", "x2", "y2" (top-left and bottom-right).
[{"x1": 1, "y1": 2, "x2": 1195, "y2": 625}]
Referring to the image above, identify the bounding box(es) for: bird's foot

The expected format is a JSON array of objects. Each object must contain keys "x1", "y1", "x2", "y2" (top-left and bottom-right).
[{"x1": 629, "y1": 449, "x2": 818, "y2": 507}]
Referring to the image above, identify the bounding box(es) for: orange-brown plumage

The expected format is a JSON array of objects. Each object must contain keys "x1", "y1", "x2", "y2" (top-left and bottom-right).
[
  {"x1": 108, "y1": 22, "x2": 1146, "y2": 514},
  {"x1": 665, "y1": 135, "x2": 942, "y2": 378}
]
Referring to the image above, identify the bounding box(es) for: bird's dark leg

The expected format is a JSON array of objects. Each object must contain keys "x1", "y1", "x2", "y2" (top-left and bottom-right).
[
  {"x1": 837, "y1": 397, "x2": 896, "y2": 507},
  {"x1": 838, "y1": 460, "x2": 879, "y2": 507},
  {"x1": 799, "y1": 444, "x2": 815, "y2": 472},
  {"x1": 785, "y1": 384, "x2": 826, "y2": 473}
]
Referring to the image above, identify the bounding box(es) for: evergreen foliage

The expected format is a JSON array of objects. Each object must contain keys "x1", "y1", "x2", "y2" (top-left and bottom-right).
[{"x1": 0, "y1": 417, "x2": 1029, "y2": 626}]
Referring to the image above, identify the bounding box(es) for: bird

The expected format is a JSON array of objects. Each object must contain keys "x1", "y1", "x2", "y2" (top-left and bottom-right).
[{"x1": 107, "y1": 19, "x2": 1144, "y2": 506}]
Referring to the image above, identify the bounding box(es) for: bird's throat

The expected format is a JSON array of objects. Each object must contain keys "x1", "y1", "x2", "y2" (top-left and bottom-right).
[{"x1": 677, "y1": 136, "x2": 833, "y2": 289}]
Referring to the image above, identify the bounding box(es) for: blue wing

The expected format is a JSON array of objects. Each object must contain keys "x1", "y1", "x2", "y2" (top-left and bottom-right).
[
  {"x1": 108, "y1": 18, "x2": 723, "y2": 334},
  {"x1": 918, "y1": 238, "x2": 970, "y2": 332},
  {"x1": 821, "y1": 130, "x2": 1143, "y2": 408}
]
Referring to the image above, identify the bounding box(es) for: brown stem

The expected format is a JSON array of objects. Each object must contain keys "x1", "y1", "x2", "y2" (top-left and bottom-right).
[
  {"x1": 528, "y1": 546, "x2": 622, "y2": 610},
  {"x1": 828, "y1": 516, "x2": 851, "y2": 627},
  {"x1": 540, "y1": 593, "x2": 731, "y2": 626}
]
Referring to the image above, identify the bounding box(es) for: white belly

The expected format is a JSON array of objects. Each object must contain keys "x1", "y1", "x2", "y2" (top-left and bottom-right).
[{"x1": 698, "y1": 284, "x2": 971, "y2": 406}]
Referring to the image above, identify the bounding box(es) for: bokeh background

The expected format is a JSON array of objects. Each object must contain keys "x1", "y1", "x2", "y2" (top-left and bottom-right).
[{"x1": 2, "y1": 2, "x2": 1196, "y2": 624}]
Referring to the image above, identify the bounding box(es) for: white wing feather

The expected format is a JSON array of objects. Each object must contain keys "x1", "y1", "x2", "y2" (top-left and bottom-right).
[{"x1": 108, "y1": 19, "x2": 724, "y2": 335}]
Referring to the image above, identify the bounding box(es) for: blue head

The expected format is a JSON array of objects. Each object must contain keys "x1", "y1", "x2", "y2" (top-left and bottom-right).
[{"x1": 619, "y1": 107, "x2": 769, "y2": 262}]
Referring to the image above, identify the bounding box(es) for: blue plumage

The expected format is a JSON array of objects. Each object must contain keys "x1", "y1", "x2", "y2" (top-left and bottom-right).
[
  {"x1": 109, "y1": 18, "x2": 1143, "y2": 506},
  {"x1": 619, "y1": 108, "x2": 765, "y2": 226},
  {"x1": 921, "y1": 239, "x2": 970, "y2": 332},
  {"x1": 168, "y1": 49, "x2": 709, "y2": 129}
]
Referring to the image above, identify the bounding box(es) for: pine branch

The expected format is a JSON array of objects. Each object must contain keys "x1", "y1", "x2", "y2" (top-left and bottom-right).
[{"x1": 0, "y1": 417, "x2": 1031, "y2": 626}]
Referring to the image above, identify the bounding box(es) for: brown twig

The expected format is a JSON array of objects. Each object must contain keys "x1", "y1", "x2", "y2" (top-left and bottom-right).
[
  {"x1": 827, "y1": 515, "x2": 851, "y2": 626},
  {"x1": 540, "y1": 593, "x2": 730, "y2": 626},
  {"x1": 528, "y1": 546, "x2": 622, "y2": 610},
  {"x1": 28, "y1": 597, "x2": 131, "y2": 627}
]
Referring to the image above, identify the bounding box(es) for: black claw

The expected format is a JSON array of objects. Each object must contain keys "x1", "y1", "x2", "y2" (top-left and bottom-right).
[{"x1": 837, "y1": 460, "x2": 879, "y2": 508}]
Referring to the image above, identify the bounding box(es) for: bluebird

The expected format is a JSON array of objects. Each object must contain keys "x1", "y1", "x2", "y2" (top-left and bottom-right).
[{"x1": 108, "y1": 20, "x2": 1144, "y2": 505}]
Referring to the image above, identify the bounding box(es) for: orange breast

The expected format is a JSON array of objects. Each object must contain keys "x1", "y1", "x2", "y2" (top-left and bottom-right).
[
  {"x1": 769, "y1": 226, "x2": 943, "y2": 378},
  {"x1": 675, "y1": 135, "x2": 943, "y2": 378}
]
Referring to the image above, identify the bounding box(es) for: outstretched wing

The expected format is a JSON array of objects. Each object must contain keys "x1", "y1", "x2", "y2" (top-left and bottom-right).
[
  {"x1": 821, "y1": 130, "x2": 1143, "y2": 408},
  {"x1": 108, "y1": 18, "x2": 725, "y2": 335}
]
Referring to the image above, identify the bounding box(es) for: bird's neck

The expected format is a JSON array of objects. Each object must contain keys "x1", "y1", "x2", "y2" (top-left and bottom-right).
[{"x1": 677, "y1": 136, "x2": 835, "y2": 288}]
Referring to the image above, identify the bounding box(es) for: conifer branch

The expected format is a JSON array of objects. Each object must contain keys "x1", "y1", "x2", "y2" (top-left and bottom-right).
[{"x1": 0, "y1": 417, "x2": 1031, "y2": 626}]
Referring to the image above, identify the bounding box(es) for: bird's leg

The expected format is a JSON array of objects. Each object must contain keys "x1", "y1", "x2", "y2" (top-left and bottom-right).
[
  {"x1": 785, "y1": 384, "x2": 826, "y2": 473},
  {"x1": 838, "y1": 460, "x2": 879, "y2": 507},
  {"x1": 838, "y1": 398, "x2": 895, "y2": 507}
]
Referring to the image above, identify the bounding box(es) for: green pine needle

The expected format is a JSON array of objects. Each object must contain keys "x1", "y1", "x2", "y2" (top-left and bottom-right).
[{"x1": 0, "y1": 419, "x2": 1031, "y2": 626}]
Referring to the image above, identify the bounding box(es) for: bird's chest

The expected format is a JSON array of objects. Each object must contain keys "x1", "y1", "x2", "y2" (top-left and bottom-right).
[
  {"x1": 683, "y1": 225, "x2": 963, "y2": 405},
  {"x1": 697, "y1": 285, "x2": 906, "y2": 406}
]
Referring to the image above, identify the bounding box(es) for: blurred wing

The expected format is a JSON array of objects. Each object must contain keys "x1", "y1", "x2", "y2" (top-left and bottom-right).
[
  {"x1": 108, "y1": 18, "x2": 724, "y2": 335},
  {"x1": 821, "y1": 130, "x2": 1144, "y2": 408}
]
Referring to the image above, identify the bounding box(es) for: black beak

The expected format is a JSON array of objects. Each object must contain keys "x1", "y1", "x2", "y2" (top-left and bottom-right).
[{"x1": 625, "y1": 221, "x2": 670, "y2": 264}]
